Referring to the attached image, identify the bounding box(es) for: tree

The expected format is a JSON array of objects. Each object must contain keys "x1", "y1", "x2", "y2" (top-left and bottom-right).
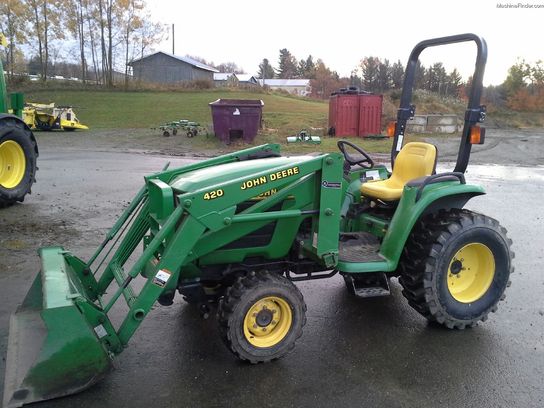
[
  {"x1": 216, "y1": 62, "x2": 244, "y2": 73},
  {"x1": 391, "y1": 60, "x2": 404, "y2": 89},
  {"x1": 349, "y1": 70, "x2": 362, "y2": 89},
  {"x1": 277, "y1": 48, "x2": 297, "y2": 79},
  {"x1": 446, "y1": 68, "x2": 462, "y2": 97},
  {"x1": 66, "y1": 0, "x2": 89, "y2": 82},
  {"x1": 119, "y1": 0, "x2": 144, "y2": 88},
  {"x1": 27, "y1": 0, "x2": 65, "y2": 81},
  {"x1": 502, "y1": 59, "x2": 530, "y2": 98},
  {"x1": 414, "y1": 60, "x2": 425, "y2": 89},
  {"x1": 134, "y1": 19, "x2": 163, "y2": 60},
  {"x1": 502, "y1": 60, "x2": 544, "y2": 111},
  {"x1": 377, "y1": 59, "x2": 391, "y2": 92},
  {"x1": 305, "y1": 55, "x2": 315, "y2": 79},
  {"x1": 0, "y1": 0, "x2": 29, "y2": 78},
  {"x1": 295, "y1": 55, "x2": 316, "y2": 79},
  {"x1": 258, "y1": 58, "x2": 275, "y2": 80},
  {"x1": 296, "y1": 58, "x2": 306, "y2": 79},
  {"x1": 360, "y1": 56, "x2": 379, "y2": 92},
  {"x1": 310, "y1": 59, "x2": 347, "y2": 99}
]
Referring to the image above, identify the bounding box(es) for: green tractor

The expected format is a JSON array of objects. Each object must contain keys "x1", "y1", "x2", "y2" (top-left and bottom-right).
[
  {"x1": 3, "y1": 34, "x2": 513, "y2": 407},
  {"x1": 0, "y1": 34, "x2": 39, "y2": 207}
]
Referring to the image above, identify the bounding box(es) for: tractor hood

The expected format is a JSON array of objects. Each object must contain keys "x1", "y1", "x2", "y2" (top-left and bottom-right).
[{"x1": 170, "y1": 156, "x2": 317, "y2": 193}]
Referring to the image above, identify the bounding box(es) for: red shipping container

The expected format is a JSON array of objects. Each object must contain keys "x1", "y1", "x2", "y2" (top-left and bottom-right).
[
  {"x1": 328, "y1": 94, "x2": 360, "y2": 137},
  {"x1": 358, "y1": 94, "x2": 383, "y2": 136},
  {"x1": 328, "y1": 92, "x2": 383, "y2": 137},
  {"x1": 328, "y1": 96, "x2": 337, "y2": 133}
]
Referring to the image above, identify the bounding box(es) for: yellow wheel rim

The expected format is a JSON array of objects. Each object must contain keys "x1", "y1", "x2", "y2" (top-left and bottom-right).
[
  {"x1": 243, "y1": 296, "x2": 292, "y2": 348},
  {"x1": 447, "y1": 243, "x2": 495, "y2": 303},
  {"x1": 0, "y1": 140, "x2": 26, "y2": 189}
]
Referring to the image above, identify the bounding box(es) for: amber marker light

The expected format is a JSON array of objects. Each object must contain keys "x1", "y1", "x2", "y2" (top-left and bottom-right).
[
  {"x1": 469, "y1": 126, "x2": 486, "y2": 144},
  {"x1": 386, "y1": 122, "x2": 396, "y2": 138}
]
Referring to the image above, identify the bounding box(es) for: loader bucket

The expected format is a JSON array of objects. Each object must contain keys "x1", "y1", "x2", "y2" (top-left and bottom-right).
[{"x1": 3, "y1": 247, "x2": 113, "y2": 408}]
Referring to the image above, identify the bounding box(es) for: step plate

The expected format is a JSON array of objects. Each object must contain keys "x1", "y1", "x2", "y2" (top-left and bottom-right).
[
  {"x1": 338, "y1": 232, "x2": 382, "y2": 263},
  {"x1": 344, "y1": 272, "x2": 391, "y2": 298},
  {"x1": 353, "y1": 286, "x2": 390, "y2": 298}
]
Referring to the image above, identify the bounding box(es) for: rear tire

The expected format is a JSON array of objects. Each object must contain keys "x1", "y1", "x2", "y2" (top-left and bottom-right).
[
  {"x1": 399, "y1": 209, "x2": 513, "y2": 329},
  {"x1": 217, "y1": 271, "x2": 306, "y2": 363},
  {"x1": 0, "y1": 118, "x2": 38, "y2": 208}
]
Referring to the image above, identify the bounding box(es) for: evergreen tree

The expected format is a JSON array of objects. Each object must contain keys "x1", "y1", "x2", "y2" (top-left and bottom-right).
[
  {"x1": 305, "y1": 55, "x2": 316, "y2": 79},
  {"x1": 391, "y1": 60, "x2": 404, "y2": 89},
  {"x1": 377, "y1": 59, "x2": 391, "y2": 92},
  {"x1": 360, "y1": 56, "x2": 380, "y2": 92},
  {"x1": 414, "y1": 60, "x2": 425, "y2": 89},
  {"x1": 447, "y1": 68, "x2": 462, "y2": 96},
  {"x1": 257, "y1": 58, "x2": 275, "y2": 79},
  {"x1": 277, "y1": 48, "x2": 297, "y2": 79},
  {"x1": 296, "y1": 58, "x2": 306, "y2": 79}
]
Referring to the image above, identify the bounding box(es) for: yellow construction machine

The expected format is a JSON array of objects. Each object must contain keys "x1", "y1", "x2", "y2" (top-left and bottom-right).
[{"x1": 23, "y1": 102, "x2": 89, "y2": 131}]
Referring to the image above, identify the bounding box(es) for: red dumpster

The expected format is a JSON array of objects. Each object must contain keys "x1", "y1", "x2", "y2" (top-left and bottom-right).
[{"x1": 209, "y1": 99, "x2": 264, "y2": 144}]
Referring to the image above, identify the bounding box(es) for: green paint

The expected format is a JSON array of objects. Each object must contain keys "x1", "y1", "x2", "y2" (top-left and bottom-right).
[{"x1": 5, "y1": 143, "x2": 488, "y2": 405}]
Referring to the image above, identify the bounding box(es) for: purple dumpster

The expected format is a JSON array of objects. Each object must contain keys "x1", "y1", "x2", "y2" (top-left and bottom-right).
[{"x1": 209, "y1": 99, "x2": 264, "y2": 144}]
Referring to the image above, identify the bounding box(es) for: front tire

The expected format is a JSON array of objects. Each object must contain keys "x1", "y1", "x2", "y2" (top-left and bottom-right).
[
  {"x1": 217, "y1": 271, "x2": 306, "y2": 363},
  {"x1": 0, "y1": 118, "x2": 38, "y2": 207},
  {"x1": 399, "y1": 209, "x2": 513, "y2": 329}
]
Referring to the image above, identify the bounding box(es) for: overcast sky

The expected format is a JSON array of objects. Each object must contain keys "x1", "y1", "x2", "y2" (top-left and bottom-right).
[{"x1": 150, "y1": 0, "x2": 543, "y2": 85}]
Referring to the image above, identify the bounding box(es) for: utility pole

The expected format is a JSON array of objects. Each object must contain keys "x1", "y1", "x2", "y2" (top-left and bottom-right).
[{"x1": 172, "y1": 24, "x2": 175, "y2": 54}]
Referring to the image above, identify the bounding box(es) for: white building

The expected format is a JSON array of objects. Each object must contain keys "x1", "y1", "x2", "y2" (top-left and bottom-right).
[{"x1": 258, "y1": 79, "x2": 311, "y2": 96}]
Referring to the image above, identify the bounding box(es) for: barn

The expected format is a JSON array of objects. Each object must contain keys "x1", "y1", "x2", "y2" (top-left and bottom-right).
[{"x1": 129, "y1": 52, "x2": 218, "y2": 84}]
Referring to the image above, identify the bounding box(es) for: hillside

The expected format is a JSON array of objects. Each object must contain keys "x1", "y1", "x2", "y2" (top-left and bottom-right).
[
  {"x1": 22, "y1": 89, "x2": 328, "y2": 131},
  {"x1": 18, "y1": 88, "x2": 543, "y2": 156}
]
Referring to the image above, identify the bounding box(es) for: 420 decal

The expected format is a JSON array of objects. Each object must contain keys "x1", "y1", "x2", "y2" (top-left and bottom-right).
[{"x1": 203, "y1": 189, "x2": 224, "y2": 200}]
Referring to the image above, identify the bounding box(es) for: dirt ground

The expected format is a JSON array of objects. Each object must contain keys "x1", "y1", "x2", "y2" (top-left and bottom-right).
[
  {"x1": 31, "y1": 126, "x2": 544, "y2": 167},
  {"x1": 1, "y1": 127, "x2": 544, "y2": 407}
]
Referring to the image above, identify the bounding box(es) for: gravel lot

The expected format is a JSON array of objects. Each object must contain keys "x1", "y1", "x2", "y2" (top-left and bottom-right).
[{"x1": 1, "y1": 127, "x2": 543, "y2": 407}]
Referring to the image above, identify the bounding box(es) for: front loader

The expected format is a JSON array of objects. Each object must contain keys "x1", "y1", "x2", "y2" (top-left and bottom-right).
[{"x1": 3, "y1": 34, "x2": 513, "y2": 407}]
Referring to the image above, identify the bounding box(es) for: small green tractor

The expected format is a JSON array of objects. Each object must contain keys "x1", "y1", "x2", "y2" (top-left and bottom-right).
[
  {"x1": 0, "y1": 34, "x2": 39, "y2": 207},
  {"x1": 3, "y1": 34, "x2": 513, "y2": 407}
]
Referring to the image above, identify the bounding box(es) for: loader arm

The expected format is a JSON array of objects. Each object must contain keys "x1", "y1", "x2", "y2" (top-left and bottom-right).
[{"x1": 3, "y1": 144, "x2": 344, "y2": 407}]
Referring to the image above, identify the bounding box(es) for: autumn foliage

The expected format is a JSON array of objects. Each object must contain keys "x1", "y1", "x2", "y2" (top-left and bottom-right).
[{"x1": 503, "y1": 60, "x2": 544, "y2": 112}]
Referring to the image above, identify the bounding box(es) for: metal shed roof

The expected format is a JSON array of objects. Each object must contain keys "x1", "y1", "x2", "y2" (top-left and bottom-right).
[
  {"x1": 129, "y1": 52, "x2": 219, "y2": 72},
  {"x1": 236, "y1": 74, "x2": 258, "y2": 83},
  {"x1": 258, "y1": 79, "x2": 310, "y2": 86},
  {"x1": 213, "y1": 73, "x2": 237, "y2": 81}
]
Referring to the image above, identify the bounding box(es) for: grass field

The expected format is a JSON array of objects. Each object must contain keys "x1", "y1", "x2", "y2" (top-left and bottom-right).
[
  {"x1": 23, "y1": 87, "x2": 542, "y2": 156},
  {"x1": 23, "y1": 88, "x2": 394, "y2": 154},
  {"x1": 24, "y1": 89, "x2": 327, "y2": 131}
]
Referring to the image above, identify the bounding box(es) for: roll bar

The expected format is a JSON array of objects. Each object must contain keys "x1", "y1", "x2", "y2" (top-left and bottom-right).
[{"x1": 391, "y1": 33, "x2": 488, "y2": 173}]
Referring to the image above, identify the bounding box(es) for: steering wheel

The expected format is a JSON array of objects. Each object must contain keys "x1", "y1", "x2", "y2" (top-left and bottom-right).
[{"x1": 337, "y1": 140, "x2": 375, "y2": 169}]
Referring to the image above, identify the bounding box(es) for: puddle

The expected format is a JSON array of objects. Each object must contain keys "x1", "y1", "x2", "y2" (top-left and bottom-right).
[{"x1": 438, "y1": 164, "x2": 544, "y2": 182}]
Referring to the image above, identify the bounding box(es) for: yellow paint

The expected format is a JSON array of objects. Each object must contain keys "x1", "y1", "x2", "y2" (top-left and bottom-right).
[
  {"x1": 251, "y1": 188, "x2": 278, "y2": 200},
  {"x1": 241, "y1": 175, "x2": 267, "y2": 190},
  {"x1": 23, "y1": 103, "x2": 89, "y2": 131},
  {"x1": 0, "y1": 140, "x2": 26, "y2": 188},
  {"x1": 270, "y1": 166, "x2": 299, "y2": 181},
  {"x1": 361, "y1": 142, "x2": 436, "y2": 201},
  {"x1": 447, "y1": 243, "x2": 495, "y2": 303},
  {"x1": 243, "y1": 296, "x2": 292, "y2": 348},
  {"x1": 203, "y1": 189, "x2": 224, "y2": 200}
]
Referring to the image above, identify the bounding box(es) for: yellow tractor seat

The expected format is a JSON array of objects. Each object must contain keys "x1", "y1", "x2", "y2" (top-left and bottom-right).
[{"x1": 361, "y1": 142, "x2": 437, "y2": 201}]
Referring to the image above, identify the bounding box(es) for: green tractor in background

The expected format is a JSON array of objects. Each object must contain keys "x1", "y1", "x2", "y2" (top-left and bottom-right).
[
  {"x1": 3, "y1": 34, "x2": 514, "y2": 407},
  {"x1": 0, "y1": 34, "x2": 39, "y2": 207}
]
